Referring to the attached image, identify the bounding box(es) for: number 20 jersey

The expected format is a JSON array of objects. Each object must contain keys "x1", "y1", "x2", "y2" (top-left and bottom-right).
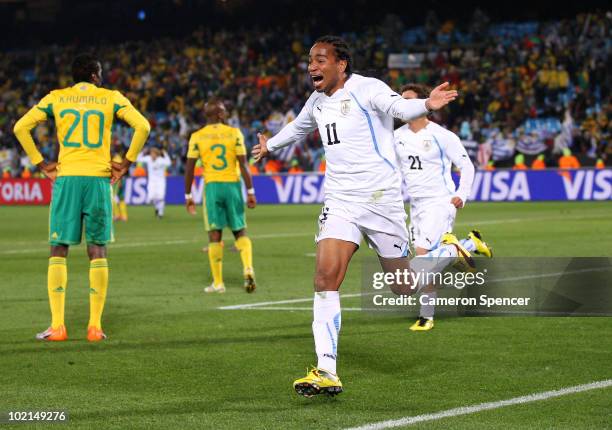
[
  {"x1": 33, "y1": 82, "x2": 142, "y2": 177},
  {"x1": 187, "y1": 123, "x2": 246, "y2": 183},
  {"x1": 268, "y1": 73, "x2": 425, "y2": 204}
]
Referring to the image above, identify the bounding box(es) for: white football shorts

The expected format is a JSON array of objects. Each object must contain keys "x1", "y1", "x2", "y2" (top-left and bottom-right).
[
  {"x1": 408, "y1": 195, "x2": 457, "y2": 250},
  {"x1": 315, "y1": 198, "x2": 410, "y2": 259}
]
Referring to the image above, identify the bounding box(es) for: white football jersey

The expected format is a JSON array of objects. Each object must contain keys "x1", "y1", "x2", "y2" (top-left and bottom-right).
[
  {"x1": 267, "y1": 73, "x2": 429, "y2": 203},
  {"x1": 138, "y1": 153, "x2": 171, "y2": 186},
  {"x1": 394, "y1": 121, "x2": 474, "y2": 203}
]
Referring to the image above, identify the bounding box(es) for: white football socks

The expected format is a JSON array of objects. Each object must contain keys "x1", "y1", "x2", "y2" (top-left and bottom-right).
[
  {"x1": 154, "y1": 199, "x2": 165, "y2": 216},
  {"x1": 410, "y1": 245, "x2": 458, "y2": 291},
  {"x1": 419, "y1": 290, "x2": 437, "y2": 319},
  {"x1": 312, "y1": 291, "x2": 341, "y2": 375},
  {"x1": 460, "y1": 238, "x2": 476, "y2": 252}
]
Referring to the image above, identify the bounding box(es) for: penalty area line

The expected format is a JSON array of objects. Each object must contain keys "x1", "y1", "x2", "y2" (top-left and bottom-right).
[{"x1": 344, "y1": 379, "x2": 612, "y2": 430}]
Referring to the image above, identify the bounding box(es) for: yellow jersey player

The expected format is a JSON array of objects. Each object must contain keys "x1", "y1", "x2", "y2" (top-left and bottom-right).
[
  {"x1": 13, "y1": 53, "x2": 150, "y2": 342},
  {"x1": 184, "y1": 99, "x2": 257, "y2": 293}
]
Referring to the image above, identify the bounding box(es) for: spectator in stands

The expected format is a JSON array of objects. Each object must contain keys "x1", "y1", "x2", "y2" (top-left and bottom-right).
[
  {"x1": 132, "y1": 162, "x2": 147, "y2": 177},
  {"x1": 248, "y1": 158, "x2": 259, "y2": 176},
  {"x1": 595, "y1": 158, "x2": 605, "y2": 169},
  {"x1": 1, "y1": 12, "x2": 609, "y2": 172},
  {"x1": 288, "y1": 159, "x2": 304, "y2": 174},
  {"x1": 531, "y1": 154, "x2": 546, "y2": 170},
  {"x1": 513, "y1": 154, "x2": 528, "y2": 170},
  {"x1": 558, "y1": 148, "x2": 581, "y2": 169},
  {"x1": 264, "y1": 157, "x2": 282, "y2": 174}
]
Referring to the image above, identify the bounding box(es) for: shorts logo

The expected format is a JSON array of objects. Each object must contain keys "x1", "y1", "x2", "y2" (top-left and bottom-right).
[
  {"x1": 423, "y1": 139, "x2": 432, "y2": 151},
  {"x1": 51, "y1": 232, "x2": 58, "y2": 239},
  {"x1": 340, "y1": 100, "x2": 351, "y2": 115}
]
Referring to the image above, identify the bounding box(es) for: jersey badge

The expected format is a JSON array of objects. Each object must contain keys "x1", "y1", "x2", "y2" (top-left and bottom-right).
[
  {"x1": 423, "y1": 139, "x2": 432, "y2": 151},
  {"x1": 340, "y1": 99, "x2": 351, "y2": 115}
]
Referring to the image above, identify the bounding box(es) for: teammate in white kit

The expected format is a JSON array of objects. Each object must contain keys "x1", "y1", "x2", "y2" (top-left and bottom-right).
[
  {"x1": 137, "y1": 148, "x2": 171, "y2": 218},
  {"x1": 252, "y1": 36, "x2": 474, "y2": 397},
  {"x1": 395, "y1": 83, "x2": 493, "y2": 331}
]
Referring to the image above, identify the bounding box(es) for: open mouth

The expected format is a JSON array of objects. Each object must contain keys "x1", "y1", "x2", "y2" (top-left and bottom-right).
[{"x1": 311, "y1": 75, "x2": 323, "y2": 85}]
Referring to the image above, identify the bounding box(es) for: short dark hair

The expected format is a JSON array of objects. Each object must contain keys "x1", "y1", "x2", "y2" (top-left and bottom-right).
[
  {"x1": 399, "y1": 83, "x2": 431, "y2": 99},
  {"x1": 314, "y1": 35, "x2": 353, "y2": 76},
  {"x1": 72, "y1": 53, "x2": 100, "y2": 83}
]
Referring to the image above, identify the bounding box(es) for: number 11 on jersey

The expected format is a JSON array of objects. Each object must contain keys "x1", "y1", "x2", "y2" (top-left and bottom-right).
[{"x1": 325, "y1": 123, "x2": 340, "y2": 145}]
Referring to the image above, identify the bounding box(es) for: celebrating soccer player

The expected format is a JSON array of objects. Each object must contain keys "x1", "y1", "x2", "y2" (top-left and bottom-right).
[
  {"x1": 253, "y1": 36, "x2": 474, "y2": 397},
  {"x1": 184, "y1": 99, "x2": 257, "y2": 293},
  {"x1": 137, "y1": 147, "x2": 172, "y2": 219},
  {"x1": 394, "y1": 83, "x2": 493, "y2": 332},
  {"x1": 13, "y1": 54, "x2": 150, "y2": 342}
]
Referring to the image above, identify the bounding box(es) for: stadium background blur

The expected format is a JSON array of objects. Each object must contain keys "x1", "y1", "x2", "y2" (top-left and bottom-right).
[{"x1": 0, "y1": 0, "x2": 609, "y2": 178}]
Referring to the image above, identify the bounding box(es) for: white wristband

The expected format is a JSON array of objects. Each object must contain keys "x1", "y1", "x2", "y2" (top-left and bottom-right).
[
  {"x1": 247, "y1": 188, "x2": 255, "y2": 195},
  {"x1": 185, "y1": 193, "x2": 193, "y2": 200}
]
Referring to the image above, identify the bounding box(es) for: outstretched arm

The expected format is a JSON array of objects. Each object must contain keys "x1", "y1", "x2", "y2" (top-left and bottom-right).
[
  {"x1": 372, "y1": 81, "x2": 458, "y2": 122},
  {"x1": 252, "y1": 96, "x2": 317, "y2": 161}
]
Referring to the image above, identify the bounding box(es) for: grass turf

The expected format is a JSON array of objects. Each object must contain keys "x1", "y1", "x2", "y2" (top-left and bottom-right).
[{"x1": 0, "y1": 201, "x2": 611, "y2": 429}]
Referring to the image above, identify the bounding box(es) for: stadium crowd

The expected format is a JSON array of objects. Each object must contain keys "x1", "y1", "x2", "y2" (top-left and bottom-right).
[{"x1": 0, "y1": 10, "x2": 609, "y2": 176}]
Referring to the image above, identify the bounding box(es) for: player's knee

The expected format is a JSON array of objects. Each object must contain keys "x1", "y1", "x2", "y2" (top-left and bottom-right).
[
  {"x1": 389, "y1": 282, "x2": 416, "y2": 296},
  {"x1": 314, "y1": 270, "x2": 340, "y2": 292},
  {"x1": 208, "y1": 231, "x2": 222, "y2": 242},
  {"x1": 232, "y1": 229, "x2": 246, "y2": 239},
  {"x1": 50, "y1": 245, "x2": 69, "y2": 258},
  {"x1": 87, "y1": 244, "x2": 107, "y2": 260}
]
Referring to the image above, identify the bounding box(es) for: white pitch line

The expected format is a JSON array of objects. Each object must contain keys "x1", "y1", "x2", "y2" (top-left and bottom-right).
[
  {"x1": 218, "y1": 292, "x2": 366, "y2": 310},
  {"x1": 235, "y1": 306, "x2": 365, "y2": 312},
  {"x1": 0, "y1": 231, "x2": 313, "y2": 255},
  {"x1": 218, "y1": 267, "x2": 609, "y2": 311},
  {"x1": 343, "y1": 379, "x2": 612, "y2": 430}
]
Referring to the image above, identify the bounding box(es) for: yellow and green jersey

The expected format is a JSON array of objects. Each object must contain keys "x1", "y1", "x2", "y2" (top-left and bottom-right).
[
  {"x1": 187, "y1": 123, "x2": 246, "y2": 183},
  {"x1": 13, "y1": 82, "x2": 150, "y2": 177}
]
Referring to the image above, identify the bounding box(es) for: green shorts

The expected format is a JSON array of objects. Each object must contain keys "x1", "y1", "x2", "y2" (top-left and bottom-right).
[
  {"x1": 49, "y1": 176, "x2": 113, "y2": 246},
  {"x1": 203, "y1": 181, "x2": 246, "y2": 232}
]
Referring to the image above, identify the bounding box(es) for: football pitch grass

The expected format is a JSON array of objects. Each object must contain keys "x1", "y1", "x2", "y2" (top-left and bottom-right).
[{"x1": 1, "y1": 201, "x2": 611, "y2": 429}]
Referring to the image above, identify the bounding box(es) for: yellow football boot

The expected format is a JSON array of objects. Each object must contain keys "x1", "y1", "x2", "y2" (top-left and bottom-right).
[
  {"x1": 409, "y1": 317, "x2": 434, "y2": 331},
  {"x1": 441, "y1": 233, "x2": 475, "y2": 272},
  {"x1": 293, "y1": 367, "x2": 343, "y2": 397},
  {"x1": 468, "y1": 230, "x2": 493, "y2": 258}
]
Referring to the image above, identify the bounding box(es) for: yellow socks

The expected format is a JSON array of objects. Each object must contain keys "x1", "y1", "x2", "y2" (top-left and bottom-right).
[
  {"x1": 208, "y1": 242, "x2": 224, "y2": 286},
  {"x1": 235, "y1": 236, "x2": 253, "y2": 275},
  {"x1": 48, "y1": 257, "x2": 67, "y2": 329},
  {"x1": 119, "y1": 201, "x2": 128, "y2": 221},
  {"x1": 88, "y1": 258, "x2": 109, "y2": 330}
]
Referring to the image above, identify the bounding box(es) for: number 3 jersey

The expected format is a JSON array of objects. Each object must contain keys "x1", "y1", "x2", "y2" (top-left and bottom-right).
[
  {"x1": 394, "y1": 121, "x2": 474, "y2": 203},
  {"x1": 267, "y1": 73, "x2": 429, "y2": 204},
  {"x1": 14, "y1": 82, "x2": 149, "y2": 177},
  {"x1": 187, "y1": 123, "x2": 246, "y2": 183}
]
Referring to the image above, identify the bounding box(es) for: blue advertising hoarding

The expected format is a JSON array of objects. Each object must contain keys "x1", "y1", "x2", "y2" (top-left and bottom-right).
[{"x1": 123, "y1": 169, "x2": 611, "y2": 205}]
